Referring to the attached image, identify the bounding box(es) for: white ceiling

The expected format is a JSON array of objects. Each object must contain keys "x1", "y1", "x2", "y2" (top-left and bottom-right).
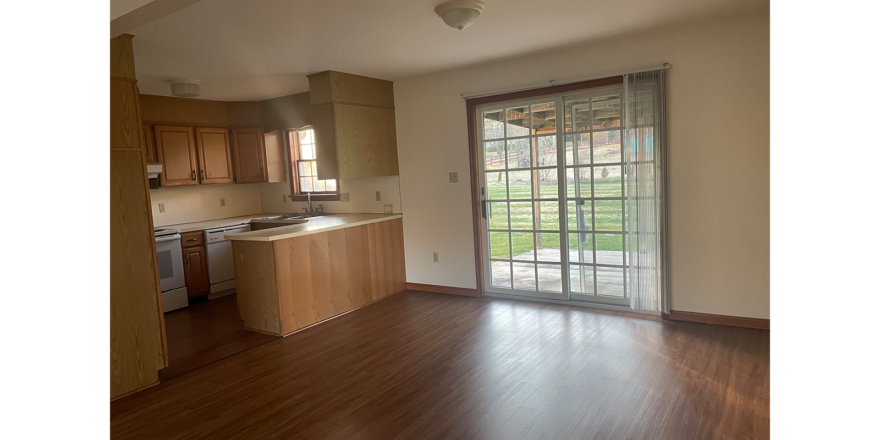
[{"x1": 131, "y1": 0, "x2": 767, "y2": 101}]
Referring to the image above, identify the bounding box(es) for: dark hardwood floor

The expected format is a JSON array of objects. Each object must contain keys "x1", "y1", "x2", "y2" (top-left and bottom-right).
[
  {"x1": 112, "y1": 290, "x2": 769, "y2": 439},
  {"x1": 160, "y1": 294, "x2": 277, "y2": 380}
]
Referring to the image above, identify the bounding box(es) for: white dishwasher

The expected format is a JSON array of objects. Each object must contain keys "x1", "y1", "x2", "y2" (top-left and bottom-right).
[{"x1": 204, "y1": 224, "x2": 250, "y2": 299}]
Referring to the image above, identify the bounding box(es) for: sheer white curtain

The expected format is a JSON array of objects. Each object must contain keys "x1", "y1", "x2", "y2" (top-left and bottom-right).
[{"x1": 625, "y1": 69, "x2": 668, "y2": 313}]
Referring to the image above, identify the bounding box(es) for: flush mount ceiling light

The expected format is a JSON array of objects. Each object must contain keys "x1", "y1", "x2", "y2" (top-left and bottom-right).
[
  {"x1": 170, "y1": 79, "x2": 200, "y2": 97},
  {"x1": 434, "y1": 0, "x2": 486, "y2": 30}
]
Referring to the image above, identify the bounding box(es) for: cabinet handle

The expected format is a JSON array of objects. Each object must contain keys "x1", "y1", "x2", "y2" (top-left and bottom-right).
[
  {"x1": 200, "y1": 169, "x2": 206, "y2": 181},
  {"x1": 260, "y1": 167, "x2": 264, "y2": 179},
  {"x1": 184, "y1": 255, "x2": 189, "y2": 265},
  {"x1": 186, "y1": 238, "x2": 198, "y2": 242},
  {"x1": 191, "y1": 170, "x2": 196, "y2": 181}
]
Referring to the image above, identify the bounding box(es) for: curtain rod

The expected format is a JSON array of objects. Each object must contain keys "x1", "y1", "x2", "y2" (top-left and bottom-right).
[{"x1": 460, "y1": 63, "x2": 670, "y2": 99}]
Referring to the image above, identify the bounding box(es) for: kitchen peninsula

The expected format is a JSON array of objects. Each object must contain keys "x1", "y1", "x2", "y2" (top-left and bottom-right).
[{"x1": 227, "y1": 214, "x2": 405, "y2": 335}]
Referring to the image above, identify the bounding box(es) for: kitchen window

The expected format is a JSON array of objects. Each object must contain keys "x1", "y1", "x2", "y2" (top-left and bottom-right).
[{"x1": 288, "y1": 128, "x2": 340, "y2": 201}]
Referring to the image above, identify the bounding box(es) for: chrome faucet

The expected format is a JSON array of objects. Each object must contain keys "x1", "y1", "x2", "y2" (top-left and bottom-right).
[{"x1": 303, "y1": 193, "x2": 324, "y2": 216}]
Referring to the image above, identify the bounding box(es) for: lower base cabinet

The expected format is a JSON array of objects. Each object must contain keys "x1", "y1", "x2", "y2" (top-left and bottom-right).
[
  {"x1": 182, "y1": 237, "x2": 210, "y2": 298},
  {"x1": 233, "y1": 218, "x2": 406, "y2": 335}
]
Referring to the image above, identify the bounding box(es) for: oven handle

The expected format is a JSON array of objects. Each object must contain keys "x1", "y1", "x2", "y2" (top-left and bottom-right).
[{"x1": 155, "y1": 234, "x2": 182, "y2": 243}]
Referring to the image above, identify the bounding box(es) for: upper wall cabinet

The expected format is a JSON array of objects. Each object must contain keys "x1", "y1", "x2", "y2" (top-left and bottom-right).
[
  {"x1": 155, "y1": 125, "x2": 198, "y2": 187},
  {"x1": 141, "y1": 124, "x2": 158, "y2": 163},
  {"x1": 154, "y1": 125, "x2": 237, "y2": 187},
  {"x1": 307, "y1": 71, "x2": 399, "y2": 180},
  {"x1": 231, "y1": 127, "x2": 267, "y2": 183},
  {"x1": 194, "y1": 127, "x2": 234, "y2": 184}
]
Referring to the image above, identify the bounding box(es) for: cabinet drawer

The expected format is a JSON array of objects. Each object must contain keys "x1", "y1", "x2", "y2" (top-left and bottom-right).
[{"x1": 181, "y1": 231, "x2": 205, "y2": 248}]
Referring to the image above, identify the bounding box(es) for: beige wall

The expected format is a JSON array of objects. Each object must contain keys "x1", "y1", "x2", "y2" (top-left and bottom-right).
[
  {"x1": 150, "y1": 184, "x2": 263, "y2": 226},
  {"x1": 393, "y1": 12, "x2": 769, "y2": 319}
]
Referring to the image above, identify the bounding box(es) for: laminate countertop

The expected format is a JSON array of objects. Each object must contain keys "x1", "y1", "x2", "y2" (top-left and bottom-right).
[
  {"x1": 225, "y1": 214, "x2": 404, "y2": 242},
  {"x1": 157, "y1": 214, "x2": 290, "y2": 233}
]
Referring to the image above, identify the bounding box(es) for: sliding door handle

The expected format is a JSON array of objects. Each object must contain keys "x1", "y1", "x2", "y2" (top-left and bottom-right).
[{"x1": 481, "y1": 199, "x2": 487, "y2": 219}]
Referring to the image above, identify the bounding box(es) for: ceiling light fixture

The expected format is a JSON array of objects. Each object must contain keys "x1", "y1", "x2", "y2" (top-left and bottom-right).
[
  {"x1": 170, "y1": 79, "x2": 200, "y2": 97},
  {"x1": 434, "y1": 0, "x2": 485, "y2": 31}
]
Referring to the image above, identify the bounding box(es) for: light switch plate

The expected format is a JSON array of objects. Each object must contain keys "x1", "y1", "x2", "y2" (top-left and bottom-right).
[
  {"x1": 220, "y1": 198, "x2": 226, "y2": 207},
  {"x1": 341, "y1": 193, "x2": 351, "y2": 202},
  {"x1": 283, "y1": 194, "x2": 287, "y2": 203},
  {"x1": 449, "y1": 172, "x2": 458, "y2": 183},
  {"x1": 375, "y1": 191, "x2": 381, "y2": 201},
  {"x1": 158, "y1": 203, "x2": 165, "y2": 213},
  {"x1": 433, "y1": 252, "x2": 439, "y2": 262}
]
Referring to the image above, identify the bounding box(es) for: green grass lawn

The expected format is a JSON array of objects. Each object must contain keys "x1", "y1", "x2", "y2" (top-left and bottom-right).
[{"x1": 487, "y1": 179, "x2": 627, "y2": 259}]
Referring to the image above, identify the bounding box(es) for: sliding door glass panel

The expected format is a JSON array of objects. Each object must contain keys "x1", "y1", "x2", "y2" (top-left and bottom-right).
[
  {"x1": 506, "y1": 107, "x2": 531, "y2": 137},
  {"x1": 596, "y1": 234, "x2": 624, "y2": 265},
  {"x1": 569, "y1": 264, "x2": 594, "y2": 294},
  {"x1": 488, "y1": 202, "x2": 509, "y2": 230},
  {"x1": 489, "y1": 231, "x2": 511, "y2": 259},
  {"x1": 569, "y1": 233, "x2": 593, "y2": 263},
  {"x1": 485, "y1": 141, "x2": 506, "y2": 170},
  {"x1": 484, "y1": 110, "x2": 505, "y2": 140},
  {"x1": 508, "y1": 202, "x2": 534, "y2": 230},
  {"x1": 507, "y1": 138, "x2": 531, "y2": 168},
  {"x1": 566, "y1": 167, "x2": 592, "y2": 198},
  {"x1": 596, "y1": 266, "x2": 625, "y2": 297},
  {"x1": 591, "y1": 95, "x2": 621, "y2": 129},
  {"x1": 567, "y1": 200, "x2": 592, "y2": 231},
  {"x1": 538, "y1": 232, "x2": 562, "y2": 263},
  {"x1": 480, "y1": 90, "x2": 624, "y2": 304},
  {"x1": 512, "y1": 262, "x2": 537, "y2": 290},
  {"x1": 507, "y1": 171, "x2": 532, "y2": 198},
  {"x1": 539, "y1": 201, "x2": 560, "y2": 230},
  {"x1": 511, "y1": 232, "x2": 535, "y2": 261},
  {"x1": 593, "y1": 166, "x2": 622, "y2": 197},
  {"x1": 535, "y1": 136, "x2": 557, "y2": 167},
  {"x1": 487, "y1": 172, "x2": 507, "y2": 199},
  {"x1": 538, "y1": 264, "x2": 563, "y2": 293},
  {"x1": 491, "y1": 262, "x2": 512, "y2": 289},
  {"x1": 594, "y1": 200, "x2": 623, "y2": 231}
]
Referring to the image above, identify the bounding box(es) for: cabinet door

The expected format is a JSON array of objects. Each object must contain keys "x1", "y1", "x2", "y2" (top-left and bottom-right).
[
  {"x1": 183, "y1": 245, "x2": 210, "y2": 297},
  {"x1": 155, "y1": 125, "x2": 198, "y2": 187},
  {"x1": 263, "y1": 130, "x2": 287, "y2": 183},
  {"x1": 141, "y1": 124, "x2": 158, "y2": 163},
  {"x1": 195, "y1": 127, "x2": 234, "y2": 184},
  {"x1": 231, "y1": 128, "x2": 267, "y2": 183}
]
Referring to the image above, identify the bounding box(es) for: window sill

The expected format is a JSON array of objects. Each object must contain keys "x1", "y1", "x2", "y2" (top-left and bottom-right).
[{"x1": 289, "y1": 194, "x2": 341, "y2": 202}]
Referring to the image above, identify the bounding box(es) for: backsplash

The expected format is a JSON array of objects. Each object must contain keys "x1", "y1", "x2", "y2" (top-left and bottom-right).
[
  {"x1": 150, "y1": 183, "x2": 263, "y2": 226},
  {"x1": 260, "y1": 175, "x2": 403, "y2": 215}
]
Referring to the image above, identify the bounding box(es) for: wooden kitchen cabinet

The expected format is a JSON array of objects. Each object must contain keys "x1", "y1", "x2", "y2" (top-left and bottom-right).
[
  {"x1": 194, "y1": 127, "x2": 235, "y2": 184},
  {"x1": 263, "y1": 130, "x2": 287, "y2": 183},
  {"x1": 231, "y1": 127, "x2": 267, "y2": 183},
  {"x1": 307, "y1": 71, "x2": 399, "y2": 180},
  {"x1": 182, "y1": 244, "x2": 209, "y2": 298},
  {"x1": 155, "y1": 125, "x2": 198, "y2": 187},
  {"x1": 141, "y1": 124, "x2": 158, "y2": 163}
]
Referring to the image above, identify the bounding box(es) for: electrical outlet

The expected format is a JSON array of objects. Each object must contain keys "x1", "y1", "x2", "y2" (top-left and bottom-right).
[
  {"x1": 375, "y1": 191, "x2": 381, "y2": 201},
  {"x1": 384, "y1": 204, "x2": 393, "y2": 214},
  {"x1": 220, "y1": 198, "x2": 226, "y2": 207},
  {"x1": 283, "y1": 194, "x2": 288, "y2": 203},
  {"x1": 433, "y1": 252, "x2": 439, "y2": 262},
  {"x1": 340, "y1": 193, "x2": 351, "y2": 202},
  {"x1": 158, "y1": 203, "x2": 165, "y2": 213},
  {"x1": 449, "y1": 172, "x2": 458, "y2": 183}
]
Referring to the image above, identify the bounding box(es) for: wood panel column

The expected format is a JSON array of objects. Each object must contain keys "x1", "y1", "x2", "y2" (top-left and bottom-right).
[{"x1": 110, "y1": 34, "x2": 168, "y2": 399}]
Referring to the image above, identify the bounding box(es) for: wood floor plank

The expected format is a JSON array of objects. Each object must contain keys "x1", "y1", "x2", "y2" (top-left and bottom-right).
[{"x1": 111, "y1": 291, "x2": 770, "y2": 439}]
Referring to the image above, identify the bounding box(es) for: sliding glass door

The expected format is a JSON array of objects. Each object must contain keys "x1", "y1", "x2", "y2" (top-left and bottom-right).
[{"x1": 478, "y1": 86, "x2": 629, "y2": 306}]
